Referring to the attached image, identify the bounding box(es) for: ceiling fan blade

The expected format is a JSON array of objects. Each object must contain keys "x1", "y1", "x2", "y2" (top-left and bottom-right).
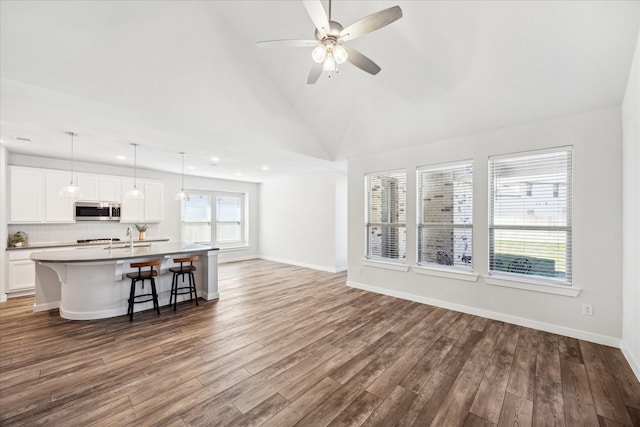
[
  {"x1": 257, "y1": 39, "x2": 320, "y2": 48},
  {"x1": 339, "y1": 6, "x2": 403, "y2": 42},
  {"x1": 307, "y1": 62, "x2": 323, "y2": 84},
  {"x1": 303, "y1": 0, "x2": 330, "y2": 37},
  {"x1": 343, "y1": 45, "x2": 381, "y2": 75}
]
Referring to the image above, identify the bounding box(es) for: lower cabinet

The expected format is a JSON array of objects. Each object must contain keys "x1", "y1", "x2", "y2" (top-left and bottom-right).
[{"x1": 7, "y1": 251, "x2": 36, "y2": 294}]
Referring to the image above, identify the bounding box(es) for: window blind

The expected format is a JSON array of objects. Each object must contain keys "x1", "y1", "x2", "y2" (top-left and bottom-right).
[
  {"x1": 417, "y1": 162, "x2": 473, "y2": 269},
  {"x1": 365, "y1": 170, "x2": 407, "y2": 262},
  {"x1": 489, "y1": 148, "x2": 572, "y2": 283}
]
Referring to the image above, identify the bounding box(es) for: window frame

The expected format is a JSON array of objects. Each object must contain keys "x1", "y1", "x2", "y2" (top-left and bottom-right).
[
  {"x1": 364, "y1": 169, "x2": 407, "y2": 264},
  {"x1": 181, "y1": 190, "x2": 248, "y2": 248},
  {"x1": 488, "y1": 146, "x2": 573, "y2": 286},
  {"x1": 416, "y1": 160, "x2": 474, "y2": 272}
]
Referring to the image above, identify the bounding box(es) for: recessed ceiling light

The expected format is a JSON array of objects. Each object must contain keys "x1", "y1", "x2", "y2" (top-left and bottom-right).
[
  {"x1": 187, "y1": 166, "x2": 195, "y2": 170},
  {"x1": 210, "y1": 157, "x2": 220, "y2": 162},
  {"x1": 261, "y1": 165, "x2": 270, "y2": 171},
  {"x1": 236, "y1": 173, "x2": 242, "y2": 177},
  {"x1": 116, "y1": 155, "x2": 127, "y2": 160}
]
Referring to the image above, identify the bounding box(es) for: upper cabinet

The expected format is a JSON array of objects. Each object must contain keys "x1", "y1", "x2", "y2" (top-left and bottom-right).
[
  {"x1": 120, "y1": 179, "x2": 164, "y2": 223},
  {"x1": 76, "y1": 174, "x2": 121, "y2": 202},
  {"x1": 44, "y1": 170, "x2": 75, "y2": 222},
  {"x1": 8, "y1": 166, "x2": 163, "y2": 224},
  {"x1": 9, "y1": 167, "x2": 44, "y2": 223}
]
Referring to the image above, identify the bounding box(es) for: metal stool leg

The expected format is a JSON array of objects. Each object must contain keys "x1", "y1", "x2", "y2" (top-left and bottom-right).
[
  {"x1": 128, "y1": 279, "x2": 137, "y2": 321},
  {"x1": 150, "y1": 278, "x2": 160, "y2": 315}
]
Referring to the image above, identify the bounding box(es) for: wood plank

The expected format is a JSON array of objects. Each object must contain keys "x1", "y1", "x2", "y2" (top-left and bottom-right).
[
  {"x1": 560, "y1": 358, "x2": 595, "y2": 406},
  {"x1": 328, "y1": 390, "x2": 381, "y2": 427},
  {"x1": 362, "y1": 385, "x2": 417, "y2": 427},
  {"x1": 536, "y1": 332, "x2": 561, "y2": 383},
  {"x1": 601, "y1": 346, "x2": 640, "y2": 408},
  {"x1": 470, "y1": 350, "x2": 514, "y2": 423},
  {"x1": 580, "y1": 340, "x2": 634, "y2": 425},
  {"x1": 563, "y1": 396, "x2": 599, "y2": 427},
  {"x1": 532, "y1": 377, "x2": 565, "y2": 427},
  {"x1": 497, "y1": 392, "x2": 532, "y2": 427},
  {"x1": 505, "y1": 328, "x2": 538, "y2": 400},
  {"x1": 396, "y1": 370, "x2": 456, "y2": 427},
  {"x1": 430, "y1": 360, "x2": 486, "y2": 426}
]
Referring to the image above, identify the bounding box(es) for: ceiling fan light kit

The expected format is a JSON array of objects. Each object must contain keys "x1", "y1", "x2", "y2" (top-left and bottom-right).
[{"x1": 257, "y1": 0, "x2": 403, "y2": 84}]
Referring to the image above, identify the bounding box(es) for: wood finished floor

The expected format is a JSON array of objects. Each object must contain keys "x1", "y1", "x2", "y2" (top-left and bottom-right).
[{"x1": 1, "y1": 260, "x2": 639, "y2": 426}]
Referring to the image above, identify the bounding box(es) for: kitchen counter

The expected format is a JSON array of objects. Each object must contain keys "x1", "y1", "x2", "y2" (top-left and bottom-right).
[
  {"x1": 31, "y1": 243, "x2": 219, "y2": 320},
  {"x1": 7, "y1": 237, "x2": 170, "y2": 251}
]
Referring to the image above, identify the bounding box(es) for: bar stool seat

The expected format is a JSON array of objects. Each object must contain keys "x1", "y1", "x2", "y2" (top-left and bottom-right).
[
  {"x1": 126, "y1": 259, "x2": 161, "y2": 321},
  {"x1": 169, "y1": 256, "x2": 198, "y2": 311}
]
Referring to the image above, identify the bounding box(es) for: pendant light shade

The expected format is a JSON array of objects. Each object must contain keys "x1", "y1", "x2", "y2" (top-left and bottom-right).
[
  {"x1": 60, "y1": 131, "x2": 81, "y2": 197},
  {"x1": 125, "y1": 143, "x2": 144, "y2": 199},
  {"x1": 175, "y1": 152, "x2": 190, "y2": 201}
]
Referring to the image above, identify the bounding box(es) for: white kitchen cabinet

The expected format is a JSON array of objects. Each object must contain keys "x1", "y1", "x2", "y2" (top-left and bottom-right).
[
  {"x1": 143, "y1": 181, "x2": 164, "y2": 222},
  {"x1": 100, "y1": 177, "x2": 121, "y2": 202},
  {"x1": 7, "y1": 250, "x2": 36, "y2": 293},
  {"x1": 77, "y1": 174, "x2": 121, "y2": 202},
  {"x1": 120, "y1": 179, "x2": 144, "y2": 222},
  {"x1": 76, "y1": 174, "x2": 99, "y2": 201},
  {"x1": 44, "y1": 171, "x2": 75, "y2": 222},
  {"x1": 120, "y1": 179, "x2": 164, "y2": 223},
  {"x1": 9, "y1": 167, "x2": 44, "y2": 223}
]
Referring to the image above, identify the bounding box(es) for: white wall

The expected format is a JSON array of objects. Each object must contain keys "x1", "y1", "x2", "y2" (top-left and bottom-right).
[
  {"x1": 259, "y1": 171, "x2": 347, "y2": 272},
  {"x1": 0, "y1": 144, "x2": 8, "y2": 302},
  {"x1": 6, "y1": 153, "x2": 259, "y2": 263},
  {"x1": 348, "y1": 107, "x2": 623, "y2": 346},
  {"x1": 621, "y1": 31, "x2": 640, "y2": 379}
]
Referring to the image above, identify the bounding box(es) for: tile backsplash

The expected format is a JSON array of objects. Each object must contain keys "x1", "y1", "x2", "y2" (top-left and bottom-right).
[{"x1": 8, "y1": 222, "x2": 162, "y2": 244}]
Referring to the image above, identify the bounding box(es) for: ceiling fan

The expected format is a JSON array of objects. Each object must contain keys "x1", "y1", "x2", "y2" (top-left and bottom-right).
[{"x1": 257, "y1": 0, "x2": 403, "y2": 84}]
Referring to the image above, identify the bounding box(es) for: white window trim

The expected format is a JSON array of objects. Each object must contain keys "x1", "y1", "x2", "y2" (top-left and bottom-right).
[
  {"x1": 483, "y1": 274, "x2": 581, "y2": 297},
  {"x1": 413, "y1": 265, "x2": 479, "y2": 282},
  {"x1": 181, "y1": 189, "x2": 248, "y2": 247},
  {"x1": 364, "y1": 169, "x2": 407, "y2": 263},
  {"x1": 362, "y1": 258, "x2": 410, "y2": 272},
  {"x1": 416, "y1": 160, "x2": 474, "y2": 272},
  {"x1": 488, "y1": 146, "x2": 573, "y2": 286}
]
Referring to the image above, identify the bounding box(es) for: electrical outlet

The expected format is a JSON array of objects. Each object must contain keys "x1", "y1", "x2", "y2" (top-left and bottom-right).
[{"x1": 582, "y1": 304, "x2": 593, "y2": 316}]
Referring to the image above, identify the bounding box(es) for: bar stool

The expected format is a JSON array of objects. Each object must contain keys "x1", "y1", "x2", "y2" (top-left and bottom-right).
[
  {"x1": 169, "y1": 256, "x2": 199, "y2": 311},
  {"x1": 126, "y1": 259, "x2": 161, "y2": 321}
]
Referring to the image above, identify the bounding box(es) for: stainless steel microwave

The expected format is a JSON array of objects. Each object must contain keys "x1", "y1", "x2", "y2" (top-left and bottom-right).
[{"x1": 74, "y1": 202, "x2": 121, "y2": 221}]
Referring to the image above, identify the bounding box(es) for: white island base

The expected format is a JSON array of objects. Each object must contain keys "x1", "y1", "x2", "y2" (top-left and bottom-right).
[{"x1": 32, "y1": 243, "x2": 219, "y2": 320}]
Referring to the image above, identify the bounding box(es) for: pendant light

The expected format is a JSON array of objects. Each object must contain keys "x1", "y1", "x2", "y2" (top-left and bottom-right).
[
  {"x1": 175, "y1": 152, "x2": 190, "y2": 201},
  {"x1": 125, "y1": 143, "x2": 144, "y2": 199},
  {"x1": 60, "y1": 131, "x2": 81, "y2": 197}
]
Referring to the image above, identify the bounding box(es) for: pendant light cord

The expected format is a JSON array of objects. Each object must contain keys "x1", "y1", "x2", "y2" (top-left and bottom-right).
[{"x1": 181, "y1": 152, "x2": 185, "y2": 191}]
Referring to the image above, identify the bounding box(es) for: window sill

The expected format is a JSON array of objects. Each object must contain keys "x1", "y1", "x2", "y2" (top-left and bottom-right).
[
  {"x1": 362, "y1": 258, "x2": 410, "y2": 272},
  {"x1": 413, "y1": 266, "x2": 478, "y2": 282},
  {"x1": 219, "y1": 245, "x2": 250, "y2": 252},
  {"x1": 483, "y1": 274, "x2": 581, "y2": 297}
]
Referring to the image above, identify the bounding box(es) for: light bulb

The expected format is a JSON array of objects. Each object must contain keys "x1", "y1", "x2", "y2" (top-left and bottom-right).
[
  {"x1": 60, "y1": 184, "x2": 81, "y2": 197},
  {"x1": 311, "y1": 45, "x2": 327, "y2": 63},
  {"x1": 323, "y1": 53, "x2": 337, "y2": 72},
  {"x1": 175, "y1": 191, "x2": 190, "y2": 201},
  {"x1": 126, "y1": 187, "x2": 145, "y2": 200},
  {"x1": 333, "y1": 45, "x2": 348, "y2": 64}
]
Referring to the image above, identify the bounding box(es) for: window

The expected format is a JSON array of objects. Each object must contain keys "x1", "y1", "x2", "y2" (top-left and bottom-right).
[
  {"x1": 365, "y1": 170, "x2": 407, "y2": 262},
  {"x1": 417, "y1": 162, "x2": 473, "y2": 269},
  {"x1": 489, "y1": 147, "x2": 572, "y2": 283},
  {"x1": 216, "y1": 195, "x2": 243, "y2": 243},
  {"x1": 181, "y1": 191, "x2": 247, "y2": 246}
]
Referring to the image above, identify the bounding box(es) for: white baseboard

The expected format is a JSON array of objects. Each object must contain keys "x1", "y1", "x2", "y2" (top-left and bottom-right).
[
  {"x1": 620, "y1": 340, "x2": 640, "y2": 382},
  {"x1": 347, "y1": 280, "x2": 621, "y2": 348},
  {"x1": 33, "y1": 301, "x2": 60, "y2": 312},
  {"x1": 259, "y1": 256, "x2": 341, "y2": 273},
  {"x1": 218, "y1": 255, "x2": 259, "y2": 264}
]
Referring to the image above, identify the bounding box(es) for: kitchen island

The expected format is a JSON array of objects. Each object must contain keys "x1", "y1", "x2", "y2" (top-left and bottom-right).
[{"x1": 31, "y1": 242, "x2": 219, "y2": 320}]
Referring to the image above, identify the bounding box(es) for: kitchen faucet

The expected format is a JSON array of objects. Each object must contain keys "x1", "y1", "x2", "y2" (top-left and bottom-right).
[{"x1": 126, "y1": 227, "x2": 133, "y2": 249}]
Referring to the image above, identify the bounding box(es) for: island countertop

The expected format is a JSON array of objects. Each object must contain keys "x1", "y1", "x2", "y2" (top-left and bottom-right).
[{"x1": 31, "y1": 242, "x2": 218, "y2": 263}]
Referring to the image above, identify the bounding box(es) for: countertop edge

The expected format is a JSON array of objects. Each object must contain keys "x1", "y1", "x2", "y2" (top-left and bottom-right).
[
  {"x1": 31, "y1": 243, "x2": 218, "y2": 263},
  {"x1": 7, "y1": 238, "x2": 171, "y2": 251}
]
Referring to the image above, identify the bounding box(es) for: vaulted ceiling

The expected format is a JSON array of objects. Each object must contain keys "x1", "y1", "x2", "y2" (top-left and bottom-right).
[{"x1": 1, "y1": 1, "x2": 638, "y2": 182}]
